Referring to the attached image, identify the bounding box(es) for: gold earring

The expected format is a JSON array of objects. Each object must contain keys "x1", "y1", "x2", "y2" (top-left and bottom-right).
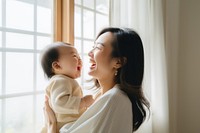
[{"x1": 115, "y1": 70, "x2": 118, "y2": 76}]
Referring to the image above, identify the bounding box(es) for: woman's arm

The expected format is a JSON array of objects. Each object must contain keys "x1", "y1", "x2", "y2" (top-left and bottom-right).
[{"x1": 44, "y1": 96, "x2": 57, "y2": 133}]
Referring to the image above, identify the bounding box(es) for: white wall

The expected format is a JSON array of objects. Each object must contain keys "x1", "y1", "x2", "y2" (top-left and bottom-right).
[{"x1": 177, "y1": 0, "x2": 200, "y2": 133}]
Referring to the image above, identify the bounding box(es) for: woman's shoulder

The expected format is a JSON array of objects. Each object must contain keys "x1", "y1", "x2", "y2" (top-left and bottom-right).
[
  {"x1": 98, "y1": 84, "x2": 131, "y2": 107},
  {"x1": 105, "y1": 84, "x2": 128, "y2": 97}
]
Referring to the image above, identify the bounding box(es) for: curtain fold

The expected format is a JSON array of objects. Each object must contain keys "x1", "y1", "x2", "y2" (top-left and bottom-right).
[{"x1": 110, "y1": 0, "x2": 169, "y2": 133}]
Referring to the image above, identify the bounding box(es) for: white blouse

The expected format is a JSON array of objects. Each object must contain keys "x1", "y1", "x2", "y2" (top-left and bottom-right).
[{"x1": 60, "y1": 84, "x2": 133, "y2": 133}]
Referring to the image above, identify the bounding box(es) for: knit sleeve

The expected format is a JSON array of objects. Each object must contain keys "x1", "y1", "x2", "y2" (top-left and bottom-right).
[{"x1": 49, "y1": 78, "x2": 81, "y2": 114}]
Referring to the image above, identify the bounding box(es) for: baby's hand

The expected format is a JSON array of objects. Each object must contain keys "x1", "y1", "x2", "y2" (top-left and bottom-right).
[{"x1": 83, "y1": 95, "x2": 95, "y2": 107}]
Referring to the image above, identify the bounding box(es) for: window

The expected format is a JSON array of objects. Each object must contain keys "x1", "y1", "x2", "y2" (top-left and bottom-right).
[
  {"x1": 74, "y1": 0, "x2": 110, "y2": 92},
  {"x1": 0, "y1": 0, "x2": 53, "y2": 132}
]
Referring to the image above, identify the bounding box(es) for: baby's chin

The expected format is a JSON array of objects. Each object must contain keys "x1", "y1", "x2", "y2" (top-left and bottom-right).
[{"x1": 73, "y1": 73, "x2": 81, "y2": 79}]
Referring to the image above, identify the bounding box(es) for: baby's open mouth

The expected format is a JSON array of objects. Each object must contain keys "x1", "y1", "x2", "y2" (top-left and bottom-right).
[{"x1": 77, "y1": 66, "x2": 81, "y2": 71}]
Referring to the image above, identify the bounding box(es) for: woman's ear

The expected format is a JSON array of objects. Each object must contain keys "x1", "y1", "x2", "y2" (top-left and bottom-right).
[
  {"x1": 113, "y1": 57, "x2": 127, "y2": 69},
  {"x1": 122, "y1": 57, "x2": 127, "y2": 65},
  {"x1": 52, "y1": 61, "x2": 61, "y2": 71}
]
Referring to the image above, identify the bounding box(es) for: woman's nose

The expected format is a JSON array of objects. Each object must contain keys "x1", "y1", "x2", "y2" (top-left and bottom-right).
[{"x1": 88, "y1": 49, "x2": 94, "y2": 57}]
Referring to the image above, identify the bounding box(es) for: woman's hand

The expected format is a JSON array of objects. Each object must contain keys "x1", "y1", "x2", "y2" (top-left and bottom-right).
[
  {"x1": 43, "y1": 96, "x2": 57, "y2": 133},
  {"x1": 80, "y1": 95, "x2": 95, "y2": 110}
]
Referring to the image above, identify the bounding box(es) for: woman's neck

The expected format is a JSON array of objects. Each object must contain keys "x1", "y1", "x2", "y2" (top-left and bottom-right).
[{"x1": 98, "y1": 78, "x2": 116, "y2": 95}]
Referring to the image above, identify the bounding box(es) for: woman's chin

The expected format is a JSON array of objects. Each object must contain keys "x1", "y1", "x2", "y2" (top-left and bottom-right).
[
  {"x1": 88, "y1": 70, "x2": 95, "y2": 76},
  {"x1": 88, "y1": 71, "x2": 92, "y2": 76}
]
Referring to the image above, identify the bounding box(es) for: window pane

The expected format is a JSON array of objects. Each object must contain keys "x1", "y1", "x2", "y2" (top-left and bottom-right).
[
  {"x1": 83, "y1": 55, "x2": 94, "y2": 93},
  {"x1": 96, "y1": 14, "x2": 109, "y2": 36},
  {"x1": 37, "y1": 0, "x2": 52, "y2": 8},
  {"x1": 0, "y1": 31, "x2": 2, "y2": 47},
  {"x1": 96, "y1": 0, "x2": 109, "y2": 14},
  {"x1": 75, "y1": 7, "x2": 81, "y2": 37},
  {"x1": 83, "y1": 0, "x2": 94, "y2": 9},
  {"x1": 5, "y1": 96, "x2": 33, "y2": 133},
  {"x1": 6, "y1": 0, "x2": 34, "y2": 31},
  {"x1": 0, "y1": 0, "x2": 2, "y2": 27},
  {"x1": 6, "y1": 32, "x2": 34, "y2": 49},
  {"x1": 36, "y1": 94, "x2": 45, "y2": 133},
  {"x1": 75, "y1": 0, "x2": 81, "y2": 5},
  {"x1": 0, "y1": 53, "x2": 2, "y2": 95},
  {"x1": 36, "y1": 54, "x2": 48, "y2": 91},
  {"x1": 6, "y1": 52, "x2": 33, "y2": 94},
  {"x1": 83, "y1": 55, "x2": 92, "y2": 82},
  {"x1": 83, "y1": 40, "x2": 93, "y2": 54},
  {"x1": 37, "y1": 6, "x2": 52, "y2": 34},
  {"x1": 37, "y1": 36, "x2": 51, "y2": 50},
  {"x1": 74, "y1": 39, "x2": 82, "y2": 54},
  {"x1": 83, "y1": 9, "x2": 94, "y2": 39}
]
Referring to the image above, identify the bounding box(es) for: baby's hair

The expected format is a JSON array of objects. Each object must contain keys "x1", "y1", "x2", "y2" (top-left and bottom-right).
[{"x1": 40, "y1": 42, "x2": 71, "y2": 79}]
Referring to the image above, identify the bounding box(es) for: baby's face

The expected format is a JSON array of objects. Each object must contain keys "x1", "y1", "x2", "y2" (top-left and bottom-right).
[{"x1": 57, "y1": 46, "x2": 82, "y2": 79}]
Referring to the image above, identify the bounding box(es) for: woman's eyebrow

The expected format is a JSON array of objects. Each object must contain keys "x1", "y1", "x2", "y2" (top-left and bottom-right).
[{"x1": 94, "y1": 42, "x2": 105, "y2": 46}]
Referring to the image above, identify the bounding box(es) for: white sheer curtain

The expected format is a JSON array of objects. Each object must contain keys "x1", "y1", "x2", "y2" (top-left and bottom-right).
[{"x1": 110, "y1": 0, "x2": 169, "y2": 133}]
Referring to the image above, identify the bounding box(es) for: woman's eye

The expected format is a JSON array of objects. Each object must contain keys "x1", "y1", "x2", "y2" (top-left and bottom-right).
[
  {"x1": 96, "y1": 46, "x2": 101, "y2": 49},
  {"x1": 93, "y1": 45, "x2": 102, "y2": 50}
]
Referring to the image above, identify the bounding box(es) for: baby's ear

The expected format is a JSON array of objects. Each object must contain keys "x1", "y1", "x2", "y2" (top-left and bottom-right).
[{"x1": 52, "y1": 61, "x2": 61, "y2": 70}]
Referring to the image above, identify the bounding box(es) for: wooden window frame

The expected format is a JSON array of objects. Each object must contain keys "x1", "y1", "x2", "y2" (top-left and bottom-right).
[{"x1": 54, "y1": 0, "x2": 74, "y2": 45}]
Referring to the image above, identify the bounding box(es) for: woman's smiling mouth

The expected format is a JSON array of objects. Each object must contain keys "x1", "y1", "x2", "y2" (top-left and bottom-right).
[{"x1": 89, "y1": 59, "x2": 96, "y2": 69}]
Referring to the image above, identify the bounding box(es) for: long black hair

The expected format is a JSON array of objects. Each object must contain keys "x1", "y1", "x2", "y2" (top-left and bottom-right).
[{"x1": 94, "y1": 27, "x2": 150, "y2": 131}]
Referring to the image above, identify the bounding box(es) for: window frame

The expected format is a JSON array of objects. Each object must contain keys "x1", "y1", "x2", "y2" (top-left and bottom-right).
[{"x1": 54, "y1": 0, "x2": 74, "y2": 44}]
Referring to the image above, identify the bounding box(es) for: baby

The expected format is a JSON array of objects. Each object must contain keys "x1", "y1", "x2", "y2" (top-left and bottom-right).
[{"x1": 40, "y1": 42, "x2": 94, "y2": 133}]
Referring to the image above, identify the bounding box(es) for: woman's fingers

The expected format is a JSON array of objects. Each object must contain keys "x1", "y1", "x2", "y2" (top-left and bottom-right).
[
  {"x1": 43, "y1": 95, "x2": 57, "y2": 133},
  {"x1": 45, "y1": 95, "x2": 48, "y2": 101},
  {"x1": 43, "y1": 96, "x2": 56, "y2": 124},
  {"x1": 44, "y1": 96, "x2": 51, "y2": 125}
]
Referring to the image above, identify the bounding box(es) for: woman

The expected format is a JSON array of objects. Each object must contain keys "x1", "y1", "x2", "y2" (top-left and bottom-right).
[{"x1": 44, "y1": 27, "x2": 150, "y2": 133}]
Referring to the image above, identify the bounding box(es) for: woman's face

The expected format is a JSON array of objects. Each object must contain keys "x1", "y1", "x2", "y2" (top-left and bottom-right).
[{"x1": 88, "y1": 32, "x2": 117, "y2": 80}]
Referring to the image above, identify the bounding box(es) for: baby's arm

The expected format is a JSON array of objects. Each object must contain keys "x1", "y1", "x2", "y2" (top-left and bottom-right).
[
  {"x1": 50, "y1": 79, "x2": 82, "y2": 114},
  {"x1": 79, "y1": 95, "x2": 95, "y2": 110}
]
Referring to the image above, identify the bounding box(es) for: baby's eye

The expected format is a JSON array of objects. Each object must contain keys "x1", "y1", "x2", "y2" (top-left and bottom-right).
[
  {"x1": 73, "y1": 54, "x2": 78, "y2": 57},
  {"x1": 73, "y1": 54, "x2": 81, "y2": 60}
]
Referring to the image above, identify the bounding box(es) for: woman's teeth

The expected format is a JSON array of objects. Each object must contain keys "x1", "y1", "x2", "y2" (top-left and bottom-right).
[
  {"x1": 89, "y1": 59, "x2": 96, "y2": 69},
  {"x1": 90, "y1": 64, "x2": 96, "y2": 69}
]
